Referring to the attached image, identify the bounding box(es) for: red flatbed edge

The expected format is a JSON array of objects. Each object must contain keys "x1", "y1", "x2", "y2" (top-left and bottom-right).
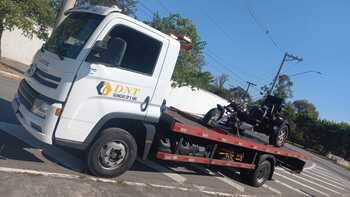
[
  {"x1": 157, "y1": 152, "x2": 256, "y2": 169},
  {"x1": 171, "y1": 122, "x2": 308, "y2": 160},
  {"x1": 155, "y1": 107, "x2": 308, "y2": 168}
]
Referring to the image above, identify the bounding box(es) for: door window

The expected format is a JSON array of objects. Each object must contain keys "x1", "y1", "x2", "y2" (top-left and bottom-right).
[{"x1": 87, "y1": 25, "x2": 162, "y2": 75}]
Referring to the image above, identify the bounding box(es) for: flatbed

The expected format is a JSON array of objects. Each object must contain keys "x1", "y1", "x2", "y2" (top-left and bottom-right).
[{"x1": 154, "y1": 107, "x2": 308, "y2": 187}]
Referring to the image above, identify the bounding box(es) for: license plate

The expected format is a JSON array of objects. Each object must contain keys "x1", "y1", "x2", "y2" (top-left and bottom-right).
[{"x1": 12, "y1": 97, "x2": 19, "y2": 113}]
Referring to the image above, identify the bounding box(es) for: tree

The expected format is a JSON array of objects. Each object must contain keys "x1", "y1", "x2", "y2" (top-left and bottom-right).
[
  {"x1": 260, "y1": 74, "x2": 293, "y2": 100},
  {"x1": 50, "y1": 0, "x2": 64, "y2": 17},
  {"x1": 293, "y1": 99, "x2": 319, "y2": 120},
  {"x1": 196, "y1": 71, "x2": 214, "y2": 90},
  {"x1": 148, "y1": 13, "x2": 209, "y2": 88},
  {"x1": 211, "y1": 74, "x2": 230, "y2": 99},
  {"x1": 0, "y1": 0, "x2": 55, "y2": 58},
  {"x1": 75, "y1": 0, "x2": 137, "y2": 17},
  {"x1": 229, "y1": 86, "x2": 251, "y2": 103}
]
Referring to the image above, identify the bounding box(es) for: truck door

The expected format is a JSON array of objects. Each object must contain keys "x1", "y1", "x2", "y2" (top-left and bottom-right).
[{"x1": 55, "y1": 19, "x2": 169, "y2": 142}]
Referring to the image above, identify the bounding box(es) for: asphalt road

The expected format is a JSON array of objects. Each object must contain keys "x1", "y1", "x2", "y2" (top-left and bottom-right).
[{"x1": 0, "y1": 68, "x2": 349, "y2": 197}]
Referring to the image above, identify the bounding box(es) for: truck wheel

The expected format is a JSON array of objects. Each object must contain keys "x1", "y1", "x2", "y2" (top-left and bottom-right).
[
  {"x1": 269, "y1": 124, "x2": 288, "y2": 147},
  {"x1": 203, "y1": 108, "x2": 221, "y2": 127},
  {"x1": 246, "y1": 160, "x2": 272, "y2": 187},
  {"x1": 87, "y1": 128, "x2": 137, "y2": 177}
]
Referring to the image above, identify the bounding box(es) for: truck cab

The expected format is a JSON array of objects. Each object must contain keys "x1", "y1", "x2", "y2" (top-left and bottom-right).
[{"x1": 12, "y1": 5, "x2": 180, "y2": 177}]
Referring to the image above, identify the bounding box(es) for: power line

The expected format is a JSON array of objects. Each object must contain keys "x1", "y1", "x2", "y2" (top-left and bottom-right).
[
  {"x1": 245, "y1": 1, "x2": 283, "y2": 53},
  {"x1": 205, "y1": 51, "x2": 246, "y2": 87},
  {"x1": 145, "y1": 1, "x2": 263, "y2": 96},
  {"x1": 139, "y1": 1, "x2": 154, "y2": 17},
  {"x1": 155, "y1": 0, "x2": 172, "y2": 14}
]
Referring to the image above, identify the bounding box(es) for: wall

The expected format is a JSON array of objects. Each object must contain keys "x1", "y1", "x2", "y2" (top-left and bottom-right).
[
  {"x1": 2, "y1": 28, "x2": 45, "y2": 65},
  {"x1": 1, "y1": 29, "x2": 228, "y2": 115},
  {"x1": 165, "y1": 85, "x2": 228, "y2": 116}
]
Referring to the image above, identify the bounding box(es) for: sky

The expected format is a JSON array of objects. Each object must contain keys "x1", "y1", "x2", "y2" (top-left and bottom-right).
[{"x1": 136, "y1": 0, "x2": 350, "y2": 123}]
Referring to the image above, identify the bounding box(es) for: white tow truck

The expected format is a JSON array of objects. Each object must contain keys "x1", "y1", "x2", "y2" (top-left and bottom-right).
[
  {"x1": 12, "y1": 5, "x2": 181, "y2": 177},
  {"x1": 12, "y1": 5, "x2": 307, "y2": 186}
]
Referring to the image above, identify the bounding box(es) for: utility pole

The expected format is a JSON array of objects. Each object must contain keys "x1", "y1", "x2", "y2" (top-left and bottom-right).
[
  {"x1": 245, "y1": 81, "x2": 257, "y2": 95},
  {"x1": 268, "y1": 52, "x2": 303, "y2": 95},
  {"x1": 55, "y1": 0, "x2": 77, "y2": 28}
]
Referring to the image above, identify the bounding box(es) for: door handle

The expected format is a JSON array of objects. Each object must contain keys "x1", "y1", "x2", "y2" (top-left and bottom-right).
[{"x1": 141, "y1": 96, "x2": 150, "y2": 112}]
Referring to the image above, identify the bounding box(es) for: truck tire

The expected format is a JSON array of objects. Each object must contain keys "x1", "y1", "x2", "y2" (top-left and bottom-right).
[
  {"x1": 245, "y1": 160, "x2": 272, "y2": 187},
  {"x1": 269, "y1": 124, "x2": 288, "y2": 147},
  {"x1": 203, "y1": 108, "x2": 221, "y2": 127},
  {"x1": 87, "y1": 128, "x2": 137, "y2": 177}
]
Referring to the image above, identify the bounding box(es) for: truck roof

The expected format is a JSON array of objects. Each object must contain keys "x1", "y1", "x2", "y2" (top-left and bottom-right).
[
  {"x1": 66, "y1": 5, "x2": 179, "y2": 45},
  {"x1": 66, "y1": 5, "x2": 121, "y2": 16}
]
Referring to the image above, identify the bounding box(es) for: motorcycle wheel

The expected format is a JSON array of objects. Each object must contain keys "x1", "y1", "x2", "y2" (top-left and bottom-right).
[
  {"x1": 269, "y1": 124, "x2": 288, "y2": 147},
  {"x1": 203, "y1": 108, "x2": 222, "y2": 127}
]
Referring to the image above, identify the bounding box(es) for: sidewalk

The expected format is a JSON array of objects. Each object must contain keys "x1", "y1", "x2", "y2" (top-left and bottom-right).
[{"x1": 0, "y1": 57, "x2": 29, "y2": 74}]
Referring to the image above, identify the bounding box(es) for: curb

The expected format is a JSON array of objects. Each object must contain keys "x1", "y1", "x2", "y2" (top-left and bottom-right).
[{"x1": 0, "y1": 58, "x2": 29, "y2": 74}]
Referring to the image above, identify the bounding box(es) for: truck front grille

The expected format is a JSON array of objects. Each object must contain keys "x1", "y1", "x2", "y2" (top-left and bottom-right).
[
  {"x1": 17, "y1": 80, "x2": 39, "y2": 110},
  {"x1": 32, "y1": 68, "x2": 61, "y2": 89}
]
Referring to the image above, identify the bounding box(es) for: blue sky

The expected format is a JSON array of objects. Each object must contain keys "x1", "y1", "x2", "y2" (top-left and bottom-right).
[{"x1": 136, "y1": 0, "x2": 350, "y2": 123}]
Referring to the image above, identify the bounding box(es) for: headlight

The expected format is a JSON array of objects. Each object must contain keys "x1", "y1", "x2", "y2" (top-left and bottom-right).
[{"x1": 31, "y1": 99, "x2": 50, "y2": 119}]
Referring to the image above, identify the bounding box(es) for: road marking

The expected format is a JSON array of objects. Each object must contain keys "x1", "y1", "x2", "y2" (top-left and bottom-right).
[
  {"x1": 299, "y1": 171, "x2": 345, "y2": 191},
  {"x1": 274, "y1": 172, "x2": 330, "y2": 197},
  {"x1": 192, "y1": 165, "x2": 245, "y2": 192},
  {"x1": 0, "y1": 166, "x2": 250, "y2": 197},
  {"x1": 303, "y1": 170, "x2": 347, "y2": 188},
  {"x1": 0, "y1": 70, "x2": 23, "y2": 80},
  {"x1": 262, "y1": 184, "x2": 282, "y2": 195},
  {"x1": 303, "y1": 162, "x2": 316, "y2": 170},
  {"x1": 277, "y1": 169, "x2": 342, "y2": 195},
  {"x1": 311, "y1": 168, "x2": 350, "y2": 184},
  {"x1": 277, "y1": 167, "x2": 346, "y2": 189},
  {"x1": 0, "y1": 121, "x2": 84, "y2": 171},
  {"x1": 273, "y1": 179, "x2": 311, "y2": 196},
  {"x1": 137, "y1": 158, "x2": 187, "y2": 184}
]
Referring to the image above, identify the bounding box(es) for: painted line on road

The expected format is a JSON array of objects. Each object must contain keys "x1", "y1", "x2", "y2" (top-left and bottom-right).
[
  {"x1": 299, "y1": 171, "x2": 345, "y2": 191},
  {"x1": 303, "y1": 170, "x2": 347, "y2": 188},
  {"x1": 262, "y1": 184, "x2": 282, "y2": 195},
  {"x1": 192, "y1": 165, "x2": 245, "y2": 192},
  {"x1": 137, "y1": 158, "x2": 187, "y2": 184},
  {"x1": 303, "y1": 163, "x2": 316, "y2": 170},
  {"x1": 274, "y1": 172, "x2": 330, "y2": 197},
  {"x1": 273, "y1": 179, "x2": 311, "y2": 196},
  {"x1": 311, "y1": 168, "x2": 350, "y2": 184},
  {"x1": 276, "y1": 169, "x2": 342, "y2": 195},
  {"x1": 0, "y1": 70, "x2": 23, "y2": 80},
  {"x1": 0, "y1": 166, "x2": 254, "y2": 197}
]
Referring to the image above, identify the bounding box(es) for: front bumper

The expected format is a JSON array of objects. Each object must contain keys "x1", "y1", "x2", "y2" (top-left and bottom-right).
[{"x1": 12, "y1": 95, "x2": 59, "y2": 144}]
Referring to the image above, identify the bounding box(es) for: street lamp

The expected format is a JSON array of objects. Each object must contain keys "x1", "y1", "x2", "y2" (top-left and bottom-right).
[{"x1": 289, "y1": 70, "x2": 322, "y2": 77}]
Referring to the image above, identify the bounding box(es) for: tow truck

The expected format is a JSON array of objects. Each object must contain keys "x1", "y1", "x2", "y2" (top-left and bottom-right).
[{"x1": 11, "y1": 5, "x2": 307, "y2": 187}]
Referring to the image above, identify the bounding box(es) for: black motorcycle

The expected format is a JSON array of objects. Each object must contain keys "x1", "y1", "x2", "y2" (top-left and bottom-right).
[{"x1": 203, "y1": 95, "x2": 289, "y2": 147}]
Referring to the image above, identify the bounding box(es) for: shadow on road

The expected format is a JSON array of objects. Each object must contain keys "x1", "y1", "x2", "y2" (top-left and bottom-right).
[
  {"x1": 0, "y1": 97, "x2": 18, "y2": 124},
  {"x1": 0, "y1": 131, "x2": 43, "y2": 163}
]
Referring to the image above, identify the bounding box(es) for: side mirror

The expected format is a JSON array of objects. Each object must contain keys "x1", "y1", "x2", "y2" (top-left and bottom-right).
[{"x1": 108, "y1": 37, "x2": 127, "y2": 66}]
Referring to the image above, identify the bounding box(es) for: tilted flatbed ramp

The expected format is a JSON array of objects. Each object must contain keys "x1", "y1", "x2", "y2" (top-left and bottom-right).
[{"x1": 155, "y1": 107, "x2": 307, "y2": 174}]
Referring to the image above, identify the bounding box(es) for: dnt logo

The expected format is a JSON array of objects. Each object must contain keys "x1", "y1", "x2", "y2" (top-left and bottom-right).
[{"x1": 96, "y1": 81, "x2": 113, "y2": 96}]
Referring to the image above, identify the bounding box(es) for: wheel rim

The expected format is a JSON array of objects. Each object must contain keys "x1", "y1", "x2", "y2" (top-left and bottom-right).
[
  {"x1": 256, "y1": 165, "x2": 268, "y2": 184},
  {"x1": 277, "y1": 127, "x2": 288, "y2": 145},
  {"x1": 99, "y1": 141, "x2": 127, "y2": 170}
]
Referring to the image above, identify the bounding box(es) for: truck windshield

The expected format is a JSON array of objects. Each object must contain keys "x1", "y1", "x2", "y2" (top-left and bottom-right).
[{"x1": 44, "y1": 13, "x2": 103, "y2": 59}]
